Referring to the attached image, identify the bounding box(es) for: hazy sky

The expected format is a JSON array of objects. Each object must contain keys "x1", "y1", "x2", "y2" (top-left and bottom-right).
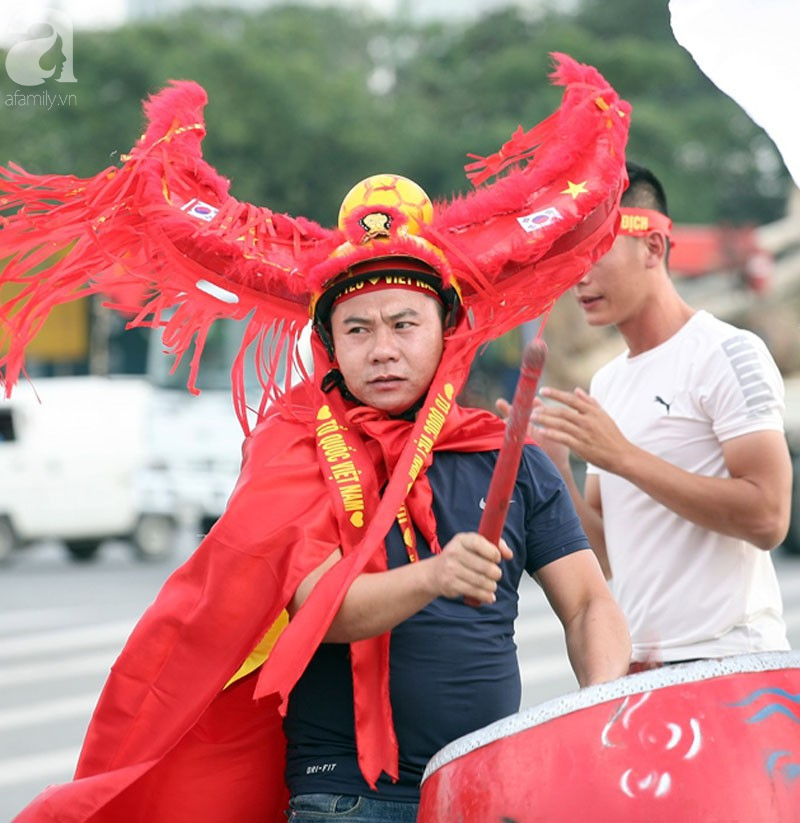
[
  {"x1": 0, "y1": 2, "x2": 128, "y2": 37},
  {"x1": 0, "y1": 0, "x2": 528, "y2": 40}
]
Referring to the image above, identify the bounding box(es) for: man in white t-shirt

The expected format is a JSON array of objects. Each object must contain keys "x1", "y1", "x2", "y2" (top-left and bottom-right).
[{"x1": 525, "y1": 161, "x2": 792, "y2": 668}]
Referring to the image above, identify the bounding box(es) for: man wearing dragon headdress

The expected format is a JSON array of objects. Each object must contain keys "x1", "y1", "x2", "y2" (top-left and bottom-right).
[{"x1": 3, "y1": 54, "x2": 632, "y2": 822}]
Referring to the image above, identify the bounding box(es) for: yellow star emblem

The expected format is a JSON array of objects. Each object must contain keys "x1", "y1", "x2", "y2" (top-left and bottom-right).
[{"x1": 562, "y1": 180, "x2": 589, "y2": 199}]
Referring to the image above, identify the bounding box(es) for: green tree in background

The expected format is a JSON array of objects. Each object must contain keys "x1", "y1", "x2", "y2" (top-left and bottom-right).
[{"x1": 0, "y1": 2, "x2": 791, "y2": 230}]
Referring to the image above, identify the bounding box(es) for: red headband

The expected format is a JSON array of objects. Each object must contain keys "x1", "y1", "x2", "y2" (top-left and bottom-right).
[
  {"x1": 618, "y1": 208, "x2": 673, "y2": 238},
  {"x1": 332, "y1": 272, "x2": 444, "y2": 308},
  {"x1": 324, "y1": 257, "x2": 451, "y2": 311}
]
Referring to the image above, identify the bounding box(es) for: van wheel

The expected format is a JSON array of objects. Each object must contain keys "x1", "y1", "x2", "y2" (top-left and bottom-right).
[
  {"x1": 64, "y1": 540, "x2": 102, "y2": 562},
  {"x1": 132, "y1": 514, "x2": 177, "y2": 562},
  {"x1": 0, "y1": 517, "x2": 17, "y2": 564}
]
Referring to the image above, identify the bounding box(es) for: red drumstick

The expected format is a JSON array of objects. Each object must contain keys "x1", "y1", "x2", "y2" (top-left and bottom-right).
[
  {"x1": 480, "y1": 338, "x2": 547, "y2": 542},
  {"x1": 466, "y1": 339, "x2": 547, "y2": 607}
]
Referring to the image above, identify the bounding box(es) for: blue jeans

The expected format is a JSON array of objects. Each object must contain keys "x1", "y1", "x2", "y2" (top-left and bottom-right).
[{"x1": 287, "y1": 793, "x2": 419, "y2": 822}]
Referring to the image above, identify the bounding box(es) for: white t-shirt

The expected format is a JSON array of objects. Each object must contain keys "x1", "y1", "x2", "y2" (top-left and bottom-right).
[{"x1": 587, "y1": 311, "x2": 789, "y2": 662}]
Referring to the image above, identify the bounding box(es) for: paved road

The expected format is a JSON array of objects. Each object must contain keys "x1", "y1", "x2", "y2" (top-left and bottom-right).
[{"x1": 2, "y1": 541, "x2": 800, "y2": 820}]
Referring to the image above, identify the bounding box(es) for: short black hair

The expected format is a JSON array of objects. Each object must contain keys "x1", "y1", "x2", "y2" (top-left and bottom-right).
[{"x1": 622, "y1": 161, "x2": 670, "y2": 216}]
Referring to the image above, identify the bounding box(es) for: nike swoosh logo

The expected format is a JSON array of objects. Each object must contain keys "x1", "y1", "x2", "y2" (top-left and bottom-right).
[{"x1": 480, "y1": 497, "x2": 514, "y2": 510}]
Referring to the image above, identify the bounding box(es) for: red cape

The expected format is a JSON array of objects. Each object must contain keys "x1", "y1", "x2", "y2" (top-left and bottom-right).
[{"x1": 14, "y1": 393, "x2": 509, "y2": 823}]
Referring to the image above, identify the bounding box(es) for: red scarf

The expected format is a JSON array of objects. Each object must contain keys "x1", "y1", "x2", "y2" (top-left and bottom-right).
[
  {"x1": 254, "y1": 361, "x2": 510, "y2": 787},
  {"x1": 14, "y1": 375, "x2": 509, "y2": 823}
]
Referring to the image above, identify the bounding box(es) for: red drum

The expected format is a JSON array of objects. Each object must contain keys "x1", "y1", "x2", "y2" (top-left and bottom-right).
[{"x1": 419, "y1": 651, "x2": 800, "y2": 822}]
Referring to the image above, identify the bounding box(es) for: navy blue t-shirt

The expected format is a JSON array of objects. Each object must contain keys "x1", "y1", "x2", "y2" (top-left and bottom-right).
[{"x1": 284, "y1": 445, "x2": 589, "y2": 801}]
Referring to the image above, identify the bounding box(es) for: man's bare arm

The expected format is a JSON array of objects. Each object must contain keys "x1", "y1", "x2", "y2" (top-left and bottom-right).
[
  {"x1": 535, "y1": 550, "x2": 630, "y2": 686},
  {"x1": 534, "y1": 387, "x2": 792, "y2": 550},
  {"x1": 290, "y1": 533, "x2": 514, "y2": 643}
]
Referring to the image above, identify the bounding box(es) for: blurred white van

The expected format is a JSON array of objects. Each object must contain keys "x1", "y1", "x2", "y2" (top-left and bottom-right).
[
  {"x1": 0, "y1": 376, "x2": 178, "y2": 563},
  {"x1": 0, "y1": 320, "x2": 312, "y2": 564},
  {"x1": 137, "y1": 318, "x2": 312, "y2": 537}
]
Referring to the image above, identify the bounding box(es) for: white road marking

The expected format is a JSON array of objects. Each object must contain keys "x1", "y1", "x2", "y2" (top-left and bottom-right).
[
  {"x1": 0, "y1": 747, "x2": 78, "y2": 788},
  {"x1": 0, "y1": 621, "x2": 133, "y2": 659},
  {"x1": 0, "y1": 694, "x2": 98, "y2": 731},
  {"x1": 0, "y1": 651, "x2": 113, "y2": 688}
]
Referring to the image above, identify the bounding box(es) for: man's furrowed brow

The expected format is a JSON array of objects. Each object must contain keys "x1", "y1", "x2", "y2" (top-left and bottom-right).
[
  {"x1": 341, "y1": 307, "x2": 420, "y2": 325},
  {"x1": 385, "y1": 307, "x2": 421, "y2": 322},
  {"x1": 340, "y1": 312, "x2": 371, "y2": 326}
]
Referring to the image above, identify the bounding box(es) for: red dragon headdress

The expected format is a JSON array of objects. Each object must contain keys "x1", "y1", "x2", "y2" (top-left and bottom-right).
[{"x1": 0, "y1": 52, "x2": 629, "y2": 432}]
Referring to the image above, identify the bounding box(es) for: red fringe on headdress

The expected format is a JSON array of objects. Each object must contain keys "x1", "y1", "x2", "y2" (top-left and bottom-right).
[
  {"x1": 429, "y1": 53, "x2": 630, "y2": 344},
  {"x1": 0, "y1": 81, "x2": 337, "y2": 431},
  {"x1": 0, "y1": 54, "x2": 630, "y2": 431}
]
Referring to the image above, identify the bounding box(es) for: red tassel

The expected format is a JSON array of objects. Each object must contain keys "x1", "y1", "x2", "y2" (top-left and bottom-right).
[
  {"x1": 465, "y1": 112, "x2": 559, "y2": 186},
  {"x1": 0, "y1": 81, "x2": 332, "y2": 432}
]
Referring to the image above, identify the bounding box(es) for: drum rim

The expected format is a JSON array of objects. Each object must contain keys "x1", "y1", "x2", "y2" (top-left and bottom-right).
[{"x1": 422, "y1": 649, "x2": 800, "y2": 782}]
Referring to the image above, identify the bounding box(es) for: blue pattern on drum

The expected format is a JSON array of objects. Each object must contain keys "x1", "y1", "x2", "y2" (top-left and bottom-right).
[{"x1": 729, "y1": 687, "x2": 800, "y2": 785}]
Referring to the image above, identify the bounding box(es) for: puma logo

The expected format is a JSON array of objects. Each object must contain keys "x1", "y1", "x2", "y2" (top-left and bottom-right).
[{"x1": 654, "y1": 395, "x2": 672, "y2": 414}]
